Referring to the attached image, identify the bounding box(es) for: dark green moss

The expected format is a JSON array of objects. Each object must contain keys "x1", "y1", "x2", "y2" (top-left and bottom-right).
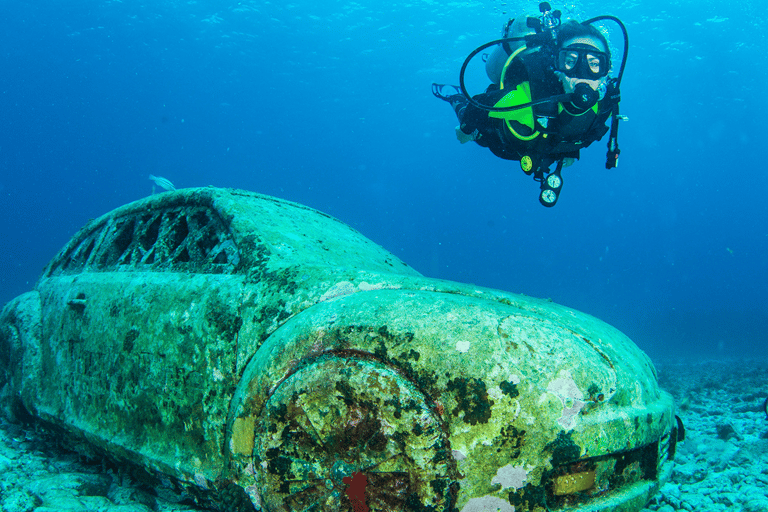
[
  {"x1": 170, "y1": 397, "x2": 207, "y2": 449},
  {"x1": 430, "y1": 478, "x2": 448, "y2": 496},
  {"x1": 405, "y1": 493, "x2": 435, "y2": 512},
  {"x1": 266, "y1": 455, "x2": 291, "y2": 478},
  {"x1": 388, "y1": 356, "x2": 439, "y2": 400},
  {"x1": 123, "y1": 329, "x2": 139, "y2": 353},
  {"x1": 332, "y1": 325, "x2": 436, "y2": 395},
  {"x1": 270, "y1": 402, "x2": 288, "y2": 423},
  {"x1": 398, "y1": 349, "x2": 421, "y2": 362},
  {"x1": 430, "y1": 444, "x2": 451, "y2": 465},
  {"x1": 498, "y1": 424, "x2": 526, "y2": 457},
  {"x1": 205, "y1": 301, "x2": 243, "y2": 342},
  {"x1": 544, "y1": 430, "x2": 581, "y2": 466},
  {"x1": 256, "y1": 302, "x2": 288, "y2": 325},
  {"x1": 368, "y1": 431, "x2": 387, "y2": 452},
  {"x1": 244, "y1": 240, "x2": 299, "y2": 293},
  {"x1": 500, "y1": 380, "x2": 519, "y2": 398},
  {"x1": 334, "y1": 380, "x2": 355, "y2": 406},
  {"x1": 341, "y1": 414, "x2": 383, "y2": 454},
  {"x1": 391, "y1": 430, "x2": 408, "y2": 447},
  {"x1": 216, "y1": 482, "x2": 256, "y2": 512},
  {"x1": 262, "y1": 267, "x2": 299, "y2": 295},
  {"x1": 446, "y1": 377, "x2": 493, "y2": 425},
  {"x1": 508, "y1": 483, "x2": 546, "y2": 510},
  {"x1": 382, "y1": 394, "x2": 421, "y2": 423}
]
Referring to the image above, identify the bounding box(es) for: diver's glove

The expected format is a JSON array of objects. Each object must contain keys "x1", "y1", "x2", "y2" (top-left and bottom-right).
[{"x1": 455, "y1": 125, "x2": 479, "y2": 144}]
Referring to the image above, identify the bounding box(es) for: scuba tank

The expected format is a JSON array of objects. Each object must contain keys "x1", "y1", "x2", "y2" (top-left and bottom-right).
[{"x1": 485, "y1": 17, "x2": 536, "y2": 85}]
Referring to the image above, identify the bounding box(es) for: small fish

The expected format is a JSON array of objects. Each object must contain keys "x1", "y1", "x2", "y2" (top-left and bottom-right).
[
  {"x1": 675, "y1": 415, "x2": 686, "y2": 442},
  {"x1": 149, "y1": 174, "x2": 176, "y2": 191}
]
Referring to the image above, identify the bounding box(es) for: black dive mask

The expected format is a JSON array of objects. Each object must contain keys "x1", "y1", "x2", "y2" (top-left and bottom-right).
[{"x1": 557, "y1": 44, "x2": 609, "y2": 79}]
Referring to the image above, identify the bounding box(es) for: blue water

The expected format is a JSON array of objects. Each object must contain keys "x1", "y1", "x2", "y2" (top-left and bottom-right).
[{"x1": 1, "y1": 0, "x2": 765, "y2": 361}]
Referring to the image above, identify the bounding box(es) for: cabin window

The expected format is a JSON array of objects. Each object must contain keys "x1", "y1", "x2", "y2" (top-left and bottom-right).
[{"x1": 47, "y1": 206, "x2": 240, "y2": 275}]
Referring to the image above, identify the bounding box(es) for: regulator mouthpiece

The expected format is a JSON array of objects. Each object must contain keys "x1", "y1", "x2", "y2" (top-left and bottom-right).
[{"x1": 570, "y1": 82, "x2": 599, "y2": 111}]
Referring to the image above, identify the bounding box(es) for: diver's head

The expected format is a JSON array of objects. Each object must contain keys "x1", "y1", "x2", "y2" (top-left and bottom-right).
[{"x1": 554, "y1": 20, "x2": 611, "y2": 94}]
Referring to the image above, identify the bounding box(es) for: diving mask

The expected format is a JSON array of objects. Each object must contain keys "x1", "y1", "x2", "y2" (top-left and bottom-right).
[{"x1": 557, "y1": 44, "x2": 609, "y2": 79}]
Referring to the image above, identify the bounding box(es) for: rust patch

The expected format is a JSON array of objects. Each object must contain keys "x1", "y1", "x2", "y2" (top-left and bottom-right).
[{"x1": 342, "y1": 471, "x2": 370, "y2": 512}]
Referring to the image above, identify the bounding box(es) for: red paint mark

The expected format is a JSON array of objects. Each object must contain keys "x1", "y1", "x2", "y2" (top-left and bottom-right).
[{"x1": 342, "y1": 471, "x2": 369, "y2": 512}]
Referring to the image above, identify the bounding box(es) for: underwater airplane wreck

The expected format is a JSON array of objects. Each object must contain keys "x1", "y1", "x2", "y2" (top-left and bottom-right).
[{"x1": 0, "y1": 187, "x2": 678, "y2": 511}]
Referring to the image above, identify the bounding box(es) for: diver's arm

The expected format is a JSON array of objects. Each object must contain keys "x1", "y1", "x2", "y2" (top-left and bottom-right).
[{"x1": 456, "y1": 90, "x2": 506, "y2": 136}]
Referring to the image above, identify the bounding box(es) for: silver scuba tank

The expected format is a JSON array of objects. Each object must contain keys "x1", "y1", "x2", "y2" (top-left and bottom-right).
[{"x1": 485, "y1": 17, "x2": 536, "y2": 85}]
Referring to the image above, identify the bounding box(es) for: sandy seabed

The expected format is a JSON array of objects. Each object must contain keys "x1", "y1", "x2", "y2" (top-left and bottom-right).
[{"x1": 1, "y1": 359, "x2": 767, "y2": 512}]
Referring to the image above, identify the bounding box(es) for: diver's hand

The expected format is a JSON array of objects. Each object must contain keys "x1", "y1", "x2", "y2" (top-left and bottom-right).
[
  {"x1": 562, "y1": 157, "x2": 576, "y2": 167},
  {"x1": 455, "y1": 125, "x2": 479, "y2": 144}
]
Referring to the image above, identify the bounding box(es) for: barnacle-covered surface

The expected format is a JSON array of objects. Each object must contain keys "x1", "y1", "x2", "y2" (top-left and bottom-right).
[
  {"x1": 254, "y1": 356, "x2": 456, "y2": 511},
  {"x1": 227, "y1": 287, "x2": 675, "y2": 512},
  {"x1": 0, "y1": 188, "x2": 676, "y2": 512}
]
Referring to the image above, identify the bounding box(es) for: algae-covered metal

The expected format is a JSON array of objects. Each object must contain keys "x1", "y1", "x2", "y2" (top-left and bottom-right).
[{"x1": 0, "y1": 187, "x2": 677, "y2": 511}]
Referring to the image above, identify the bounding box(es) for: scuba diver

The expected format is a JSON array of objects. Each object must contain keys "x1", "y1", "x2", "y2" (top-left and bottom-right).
[{"x1": 432, "y1": 3, "x2": 628, "y2": 207}]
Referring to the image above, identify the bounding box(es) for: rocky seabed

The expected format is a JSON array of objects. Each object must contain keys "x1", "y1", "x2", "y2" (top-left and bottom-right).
[{"x1": 642, "y1": 359, "x2": 768, "y2": 512}]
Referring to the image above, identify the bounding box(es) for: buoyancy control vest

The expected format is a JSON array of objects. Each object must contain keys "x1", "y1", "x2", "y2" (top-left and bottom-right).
[{"x1": 488, "y1": 49, "x2": 614, "y2": 158}]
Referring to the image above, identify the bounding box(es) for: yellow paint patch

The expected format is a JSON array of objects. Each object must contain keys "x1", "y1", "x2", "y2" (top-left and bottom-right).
[
  {"x1": 231, "y1": 416, "x2": 256, "y2": 456},
  {"x1": 553, "y1": 470, "x2": 596, "y2": 495}
]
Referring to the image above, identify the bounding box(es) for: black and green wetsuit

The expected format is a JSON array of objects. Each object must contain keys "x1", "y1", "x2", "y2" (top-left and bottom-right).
[{"x1": 452, "y1": 49, "x2": 615, "y2": 173}]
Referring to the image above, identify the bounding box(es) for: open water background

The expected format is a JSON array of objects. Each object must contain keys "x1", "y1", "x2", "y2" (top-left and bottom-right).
[{"x1": 1, "y1": 0, "x2": 766, "y2": 361}]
